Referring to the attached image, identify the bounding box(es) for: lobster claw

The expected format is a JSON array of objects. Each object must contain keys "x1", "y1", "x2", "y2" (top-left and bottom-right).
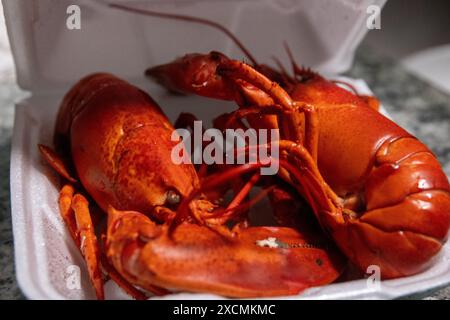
[
  {"x1": 146, "y1": 52, "x2": 238, "y2": 100},
  {"x1": 106, "y1": 207, "x2": 344, "y2": 298}
]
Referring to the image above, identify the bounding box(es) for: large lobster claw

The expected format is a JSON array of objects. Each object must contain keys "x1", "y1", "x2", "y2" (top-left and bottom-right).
[{"x1": 106, "y1": 207, "x2": 344, "y2": 298}]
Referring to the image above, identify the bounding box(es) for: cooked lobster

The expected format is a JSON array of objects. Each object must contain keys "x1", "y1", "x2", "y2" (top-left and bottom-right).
[
  {"x1": 147, "y1": 51, "x2": 450, "y2": 278},
  {"x1": 39, "y1": 73, "x2": 344, "y2": 299},
  {"x1": 36, "y1": 3, "x2": 450, "y2": 300},
  {"x1": 104, "y1": 5, "x2": 450, "y2": 279}
]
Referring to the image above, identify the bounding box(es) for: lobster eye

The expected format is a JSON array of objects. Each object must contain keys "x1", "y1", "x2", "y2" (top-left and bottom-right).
[{"x1": 165, "y1": 189, "x2": 181, "y2": 209}]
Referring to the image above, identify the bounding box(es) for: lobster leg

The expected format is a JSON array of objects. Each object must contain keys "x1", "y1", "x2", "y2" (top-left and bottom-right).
[
  {"x1": 71, "y1": 194, "x2": 104, "y2": 300},
  {"x1": 39, "y1": 145, "x2": 104, "y2": 298},
  {"x1": 38, "y1": 144, "x2": 76, "y2": 183},
  {"x1": 63, "y1": 187, "x2": 151, "y2": 300},
  {"x1": 226, "y1": 172, "x2": 261, "y2": 210},
  {"x1": 215, "y1": 110, "x2": 331, "y2": 214},
  {"x1": 217, "y1": 61, "x2": 319, "y2": 162},
  {"x1": 59, "y1": 184, "x2": 79, "y2": 245},
  {"x1": 40, "y1": 145, "x2": 162, "y2": 299},
  {"x1": 146, "y1": 52, "x2": 319, "y2": 161},
  {"x1": 176, "y1": 144, "x2": 338, "y2": 232},
  {"x1": 219, "y1": 105, "x2": 284, "y2": 130},
  {"x1": 277, "y1": 141, "x2": 340, "y2": 216},
  {"x1": 202, "y1": 172, "x2": 262, "y2": 226}
]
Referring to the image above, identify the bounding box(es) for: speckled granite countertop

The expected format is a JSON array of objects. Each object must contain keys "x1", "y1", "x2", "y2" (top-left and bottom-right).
[
  {"x1": 1, "y1": 46, "x2": 449, "y2": 300},
  {"x1": 0, "y1": 78, "x2": 26, "y2": 300}
]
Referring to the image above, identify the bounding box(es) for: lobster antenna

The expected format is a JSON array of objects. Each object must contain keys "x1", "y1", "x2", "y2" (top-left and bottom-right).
[
  {"x1": 226, "y1": 172, "x2": 261, "y2": 210},
  {"x1": 272, "y1": 56, "x2": 290, "y2": 78},
  {"x1": 169, "y1": 162, "x2": 267, "y2": 234},
  {"x1": 283, "y1": 41, "x2": 302, "y2": 76},
  {"x1": 109, "y1": 3, "x2": 259, "y2": 66},
  {"x1": 283, "y1": 41, "x2": 318, "y2": 81},
  {"x1": 207, "y1": 184, "x2": 275, "y2": 222},
  {"x1": 272, "y1": 56, "x2": 295, "y2": 85}
]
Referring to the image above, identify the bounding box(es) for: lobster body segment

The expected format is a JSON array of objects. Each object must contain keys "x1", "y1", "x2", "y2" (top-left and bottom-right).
[{"x1": 314, "y1": 104, "x2": 410, "y2": 196}]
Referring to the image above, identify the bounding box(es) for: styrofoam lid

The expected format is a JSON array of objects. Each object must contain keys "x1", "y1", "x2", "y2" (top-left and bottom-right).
[{"x1": 3, "y1": 0, "x2": 385, "y2": 93}]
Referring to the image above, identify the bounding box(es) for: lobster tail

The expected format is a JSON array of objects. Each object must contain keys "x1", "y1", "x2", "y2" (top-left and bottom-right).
[{"x1": 342, "y1": 137, "x2": 450, "y2": 277}]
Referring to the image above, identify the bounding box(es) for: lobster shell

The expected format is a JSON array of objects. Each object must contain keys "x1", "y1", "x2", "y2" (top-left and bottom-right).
[{"x1": 54, "y1": 73, "x2": 199, "y2": 216}]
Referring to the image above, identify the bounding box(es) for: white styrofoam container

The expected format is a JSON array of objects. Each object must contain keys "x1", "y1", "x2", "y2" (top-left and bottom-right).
[{"x1": 7, "y1": 0, "x2": 450, "y2": 300}]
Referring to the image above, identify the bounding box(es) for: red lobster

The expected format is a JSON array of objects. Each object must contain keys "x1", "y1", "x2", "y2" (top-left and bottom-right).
[{"x1": 108, "y1": 4, "x2": 450, "y2": 279}]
